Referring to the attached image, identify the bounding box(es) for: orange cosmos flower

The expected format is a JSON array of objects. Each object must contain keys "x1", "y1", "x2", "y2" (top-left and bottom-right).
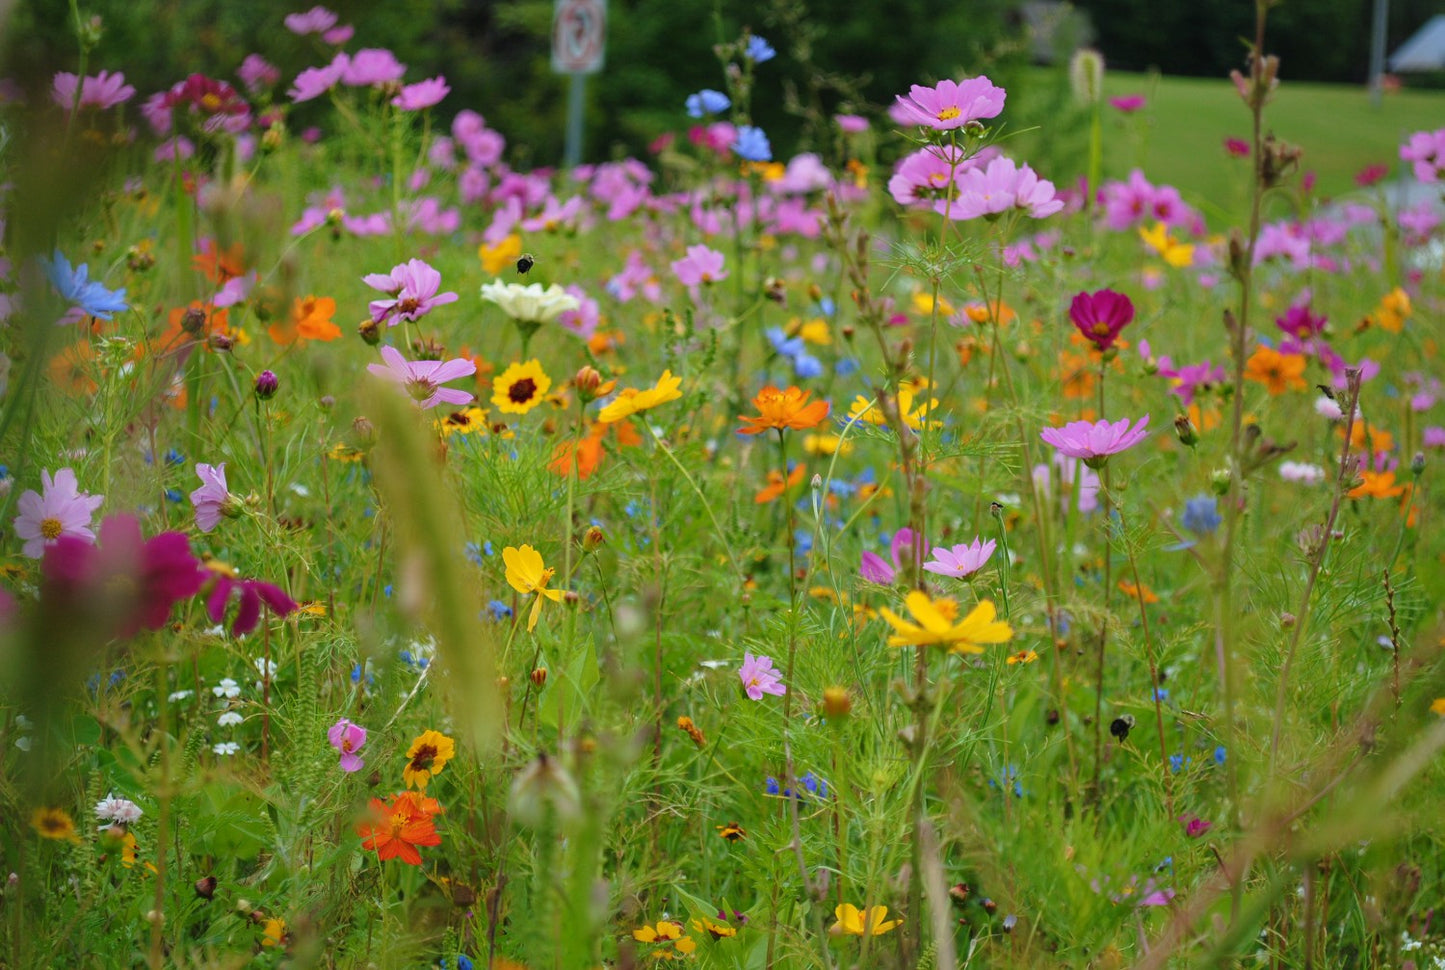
[
  {"x1": 192, "y1": 239, "x2": 246, "y2": 284},
  {"x1": 1348, "y1": 469, "x2": 1407, "y2": 500},
  {"x1": 755, "y1": 463, "x2": 806, "y2": 504},
  {"x1": 1344, "y1": 422, "x2": 1394, "y2": 455},
  {"x1": 1243, "y1": 345, "x2": 1307, "y2": 395},
  {"x1": 1118, "y1": 579, "x2": 1160, "y2": 603},
  {"x1": 152, "y1": 302, "x2": 230, "y2": 357},
  {"x1": 270, "y1": 295, "x2": 341, "y2": 345},
  {"x1": 357, "y1": 791, "x2": 443, "y2": 865},
  {"x1": 737, "y1": 385, "x2": 830, "y2": 435}
]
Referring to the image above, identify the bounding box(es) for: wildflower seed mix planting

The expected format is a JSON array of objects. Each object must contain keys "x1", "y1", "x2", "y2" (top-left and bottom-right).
[{"x1": 5, "y1": 2, "x2": 1445, "y2": 967}]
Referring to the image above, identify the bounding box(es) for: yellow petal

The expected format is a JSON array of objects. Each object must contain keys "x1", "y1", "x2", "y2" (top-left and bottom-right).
[{"x1": 904, "y1": 591, "x2": 953, "y2": 634}]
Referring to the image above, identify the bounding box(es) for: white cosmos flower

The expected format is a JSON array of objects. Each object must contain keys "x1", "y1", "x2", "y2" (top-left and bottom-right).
[
  {"x1": 94, "y1": 794, "x2": 143, "y2": 825},
  {"x1": 213, "y1": 741, "x2": 240, "y2": 756},
  {"x1": 479, "y1": 281, "x2": 580, "y2": 324}
]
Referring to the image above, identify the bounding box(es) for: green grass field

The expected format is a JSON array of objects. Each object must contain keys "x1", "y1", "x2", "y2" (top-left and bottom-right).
[{"x1": 1016, "y1": 68, "x2": 1445, "y2": 224}]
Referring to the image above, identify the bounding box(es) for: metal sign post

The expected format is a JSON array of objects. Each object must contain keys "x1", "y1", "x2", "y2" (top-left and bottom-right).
[{"x1": 551, "y1": 0, "x2": 607, "y2": 168}]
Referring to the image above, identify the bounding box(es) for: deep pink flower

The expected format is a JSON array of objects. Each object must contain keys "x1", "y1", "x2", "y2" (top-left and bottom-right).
[
  {"x1": 1180, "y1": 816, "x2": 1213, "y2": 838},
  {"x1": 14, "y1": 468, "x2": 103, "y2": 559},
  {"x1": 363, "y1": 258, "x2": 458, "y2": 325},
  {"x1": 40, "y1": 515, "x2": 206, "y2": 639},
  {"x1": 52, "y1": 70, "x2": 135, "y2": 111},
  {"x1": 1069, "y1": 289, "x2": 1134, "y2": 352},
  {"x1": 284, "y1": 5, "x2": 338, "y2": 35},
  {"x1": 671, "y1": 244, "x2": 728, "y2": 286},
  {"x1": 237, "y1": 54, "x2": 280, "y2": 93},
  {"x1": 189, "y1": 463, "x2": 234, "y2": 534},
  {"x1": 1400, "y1": 128, "x2": 1445, "y2": 182},
  {"x1": 892, "y1": 76, "x2": 1006, "y2": 130},
  {"x1": 392, "y1": 76, "x2": 449, "y2": 111},
  {"x1": 923, "y1": 538, "x2": 996, "y2": 579},
  {"x1": 739, "y1": 652, "x2": 786, "y2": 701},
  {"x1": 859, "y1": 528, "x2": 926, "y2": 584},
  {"x1": 328, "y1": 718, "x2": 368, "y2": 772},
  {"x1": 1354, "y1": 163, "x2": 1389, "y2": 187},
  {"x1": 206, "y1": 571, "x2": 298, "y2": 636},
  {"x1": 158, "y1": 74, "x2": 251, "y2": 135},
  {"x1": 1040, "y1": 415, "x2": 1150, "y2": 467},
  {"x1": 340, "y1": 49, "x2": 407, "y2": 87},
  {"x1": 1223, "y1": 137, "x2": 1250, "y2": 158},
  {"x1": 366, "y1": 345, "x2": 475, "y2": 409},
  {"x1": 1109, "y1": 94, "x2": 1146, "y2": 113},
  {"x1": 1275, "y1": 303, "x2": 1326, "y2": 339}
]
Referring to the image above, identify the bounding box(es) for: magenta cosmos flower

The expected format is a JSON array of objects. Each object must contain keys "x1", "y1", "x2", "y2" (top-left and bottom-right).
[
  {"x1": 860, "y1": 527, "x2": 927, "y2": 584},
  {"x1": 1069, "y1": 289, "x2": 1135, "y2": 352},
  {"x1": 1109, "y1": 94, "x2": 1146, "y2": 113},
  {"x1": 367, "y1": 345, "x2": 475, "y2": 409},
  {"x1": 52, "y1": 70, "x2": 135, "y2": 111},
  {"x1": 41, "y1": 515, "x2": 206, "y2": 639},
  {"x1": 893, "y1": 76, "x2": 1006, "y2": 130},
  {"x1": 328, "y1": 718, "x2": 368, "y2": 772},
  {"x1": 363, "y1": 258, "x2": 458, "y2": 326},
  {"x1": 923, "y1": 537, "x2": 996, "y2": 579},
  {"x1": 189, "y1": 463, "x2": 236, "y2": 533},
  {"x1": 206, "y1": 569, "x2": 298, "y2": 636},
  {"x1": 739, "y1": 652, "x2": 786, "y2": 701},
  {"x1": 671, "y1": 244, "x2": 728, "y2": 286},
  {"x1": 393, "y1": 76, "x2": 449, "y2": 111},
  {"x1": 1040, "y1": 415, "x2": 1150, "y2": 468},
  {"x1": 14, "y1": 467, "x2": 104, "y2": 559},
  {"x1": 340, "y1": 49, "x2": 407, "y2": 88}
]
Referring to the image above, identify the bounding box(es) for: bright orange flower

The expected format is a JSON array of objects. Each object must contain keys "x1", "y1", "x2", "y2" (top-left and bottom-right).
[
  {"x1": 549, "y1": 424, "x2": 608, "y2": 480},
  {"x1": 1348, "y1": 469, "x2": 1407, "y2": 499},
  {"x1": 192, "y1": 239, "x2": 246, "y2": 284},
  {"x1": 357, "y1": 791, "x2": 443, "y2": 865},
  {"x1": 152, "y1": 302, "x2": 230, "y2": 357},
  {"x1": 1117, "y1": 579, "x2": 1160, "y2": 603},
  {"x1": 270, "y1": 295, "x2": 341, "y2": 345},
  {"x1": 755, "y1": 463, "x2": 806, "y2": 504},
  {"x1": 737, "y1": 386, "x2": 830, "y2": 435},
  {"x1": 1344, "y1": 422, "x2": 1394, "y2": 455},
  {"x1": 1243, "y1": 345, "x2": 1307, "y2": 395}
]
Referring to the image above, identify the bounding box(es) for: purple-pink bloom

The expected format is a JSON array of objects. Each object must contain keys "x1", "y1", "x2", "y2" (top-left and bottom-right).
[
  {"x1": 1276, "y1": 303, "x2": 1326, "y2": 338},
  {"x1": 1109, "y1": 94, "x2": 1146, "y2": 113},
  {"x1": 237, "y1": 54, "x2": 280, "y2": 93},
  {"x1": 671, "y1": 244, "x2": 728, "y2": 286},
  {"x1": 1069, "y1": 289, "x2": 1134, "y2": 352},
  {"x1": 947, "y1": 156, "x2": 1063, "y2": 221},
  {"x1": 189, "y1": 463, "x2": 233, "y2": 534},
  {"x1": 328, "y1": 718, "x2": 368, "y2": 772},
  {"x1": 340, "y1": 49, "x2": 407, "y2": 87},
  {"x1": 14, "y1": 467, "x2": 103, "y2": 559},
  {"x1": 284, "y1": 5, "x2": 338, "y2": 35},
  {"x1": 289, "y1": 60, "x2": 345, "y2": 103},
  {"x1": 1180, "y1": 816, "x2": 1213, "y2": 838},
  {"x1": 859, "y1": 528, "x2": 926, "y2": 584},
  {"x1": 739, "y1": 652, "x2": 786, "y2": 701},
  {"x1": 207, "y1": 572, "x2": 298, "y2": 636},
  {"x1": 1400, "y1": 128, "x2": 1445, "y2": 183},
  {"x1": 923, "y1": 538, "x2": 996, "y2": 579},
  {"x1": 362, "y1": 258, "x2": 459, "y2": 326},
  {"x1": 366, "y1": 345, "x2": 475, "y2": 409},
  {"x1": 393, "y1": 76, "x2": 450, "y2": 111},
  {"x1": 1223, "y1": 137, "x2": 1250, "y2": 158},
  {"x1": 52, "y1": 70, "x2": 135, "y2": 111},
  {"x1": 835, "y1": 113, "x2": 869, "y2": 133},
  {"x1": 892, "y1": 76, "x2": 1006, "y2": 130},
  {"x1": 1040, "y1": 415, "x2": 1150, "y2": 467},
  {"x1": 1423, "y1": 426, "x2": 1445, "y2": 448}
]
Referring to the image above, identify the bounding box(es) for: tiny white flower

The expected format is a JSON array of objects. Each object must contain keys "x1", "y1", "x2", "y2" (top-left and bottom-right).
[
  {"x1": 212, "y1": 741, "x2": 240, "y2": 756},
  {"x1": 217, "y1": 711, "x2": 244, "y2": 727},
  {"x1": 253, "y1": 657, "x2": 278, "y2": 678},
  {"x1": 212, "y1": 677, "x2": 241, "y2": 699},
  {"x1": 167, "y1": 689, "x2": 195, "y2": 703},
  {"x1": 289, "y1": 482, "x2": 310, "y2": 497},
  {"x1": 15, "y1": 736, "x2": 31, "y2": 751}
]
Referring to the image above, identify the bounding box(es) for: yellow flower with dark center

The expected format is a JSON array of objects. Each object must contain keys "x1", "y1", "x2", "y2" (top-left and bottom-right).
[
  {"x1": 260, "y1": 917, "x2": 287, "y2": 948},
  {"x1": 329, "y1": 443, "x2": 365, "y2": 462},
  {"x1": 692, "y1": 915, "x2": 738, "y2": 939},
  {"x1": 879, "y1": 592, "x2": 1013, "y2": 653},
  {"x1": 1006, "y1": 649, "x2": 1039, "y2": 665},
  {"x1": 437, "y1": 406, "x2": 489, "y2": 437},
  {"x1": 503, "y1": 544, "x2": 565, "y2": 631},
  {"x1": 492, "y1": 360, "x2": 552, "y2": 415},
  {"x1": 715, "y1": 821, "x2": 745, "y2": 841},
  {"x1": 32, "y1": 806, "x2": 81, "y2": 842},
  {"x1": 597, "y1": 370, "x2": 683, "y2": 424},
  {"x1": 402, "y1": 729, "x2": 456, "y2": 791},
  {"x1": 830, "y1": 903, "x2": 901, "y2": 936},
  {"x1": 633, "y1": 921, "x2": 696, "y2": 959}
]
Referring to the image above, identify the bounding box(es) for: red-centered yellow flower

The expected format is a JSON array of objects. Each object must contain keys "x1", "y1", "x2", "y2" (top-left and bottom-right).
[
  {"x1": 692, "y1": 914, "x2": 738, "y2": 939},
  {"x1": 357, "y1": 790, "x2": 443, "y2": 865},
  {"x1": 260, "y1": 917, "x2": 288, "y2": 948},
  {"x1": 402, "y1": 729, "x2": 456, "y2": 791},
  {"x1": 598, "y1": 370, "x2": 683, "y2": 424},
  {"x1": 32, "y1": 806, "x2": 81, "y2": 842},
  {"x1": 830, "y1": 903, "x2": 902, "y2": 936},
  {"x1": 737, "y1": 386, "x2": 830, "y2": 435},
  {"x1": 879, "y1": 592, "x2": 1013, "y2": 653},
  {"x1": 493, "y1": 360, "x2": 552, "y2": 415},
  {"x1": 632, "y1": 920, "x2": 697, "y2": 959},
  {"x1": 1243, "y1": 345, "x2": 1307, "y2": 395},
  {"x1": 1006, "y1": 649, "x2": 1039, "y2": 665},
  {"x1": 504, "y1": 544, "x2": 565, "y2": 631}
]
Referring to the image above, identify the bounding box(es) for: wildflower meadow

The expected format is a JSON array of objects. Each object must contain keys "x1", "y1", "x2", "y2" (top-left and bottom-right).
[{"x1": 5, "y1": 3, "x2": 1445, "y2": 968}]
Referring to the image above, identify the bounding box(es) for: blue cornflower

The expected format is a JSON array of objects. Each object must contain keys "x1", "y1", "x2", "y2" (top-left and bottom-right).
[
  {"x1": 164, "y1": 488, "x2": 183, "y2": 503},
  {"x1": 799, "y1": 771, "x2": 828, "y2": 797},
  {"x1": 746, "y1": 35, "x2": 776, "y2": 63},
  {"x1": 1213, "y1": 746, "x2": 1227, "y2": 765},
  {"x1": 989, "y1": 765, "x2": 1025, "y2": 797},
  {"x1": 486, "y1": 600, "x2": 513, "y2": 621},
  {"x1": 765, "y1": 326, "x2": 805, "y2": 358},
  {"x1": 685, "y1": 88, "x2": 731, "y2": 118},
  {"x1": 793, "y1": 352, "x2": 824, "y2": 379},
  {"x1": 164, "y1": 448, "x2": 185, "y2": 467},
  {"x1": 835, "y1": 357, "x2": 860, "y2": 377},
  {"x1": 44, "y1": 249, "x2": 128, "y2": 320},
  {"x1": 1181, "y1": 495, "x2": 1221, "y2": 535},
  {"x1": 733, "y1": 125, "x2": 772, "y2": 162},
  {"x1": 464, "y1": 542, "x2": 485, "y2": 566},
  {"x1": 1169, "y1": 754, "x2": 1192, "y2": 774},
  {"x1": 765, "y1": 776, "x2": 782, "y2": 796},
  {"x1": 817, "y1": 296, "x2": 836, "y2": 317},
  {"x1": 1153, "y1": 687, "x2": 1170, "y2": 702}
]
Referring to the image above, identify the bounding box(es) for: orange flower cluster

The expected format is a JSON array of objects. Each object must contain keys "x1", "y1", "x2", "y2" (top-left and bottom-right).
[{"x1": 357, "y1": 791, "x2": 443, "y2": 866}]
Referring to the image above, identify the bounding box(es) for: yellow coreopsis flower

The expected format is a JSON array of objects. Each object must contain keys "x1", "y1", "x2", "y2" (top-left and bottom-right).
[
  {"x1": 879, "y1": 592, "x2": 1013, "y2": 653},
  {"x1": 846, "y1": 380, "x2": 940, "y2": 431},
  {"x1": 1138, "y1": 221, "x2": 1194, "y2": 268},
  {"x1": 597, "y1": 370, "x2": 683, "y2": 424},
  {"x1": 830, "y1": 903, "x2": 902, "y2": 936},
  {"x1": 503, "y1": 544, "x2": 565, "y2": 631},
  {"x1": 403, "y1": 729, "x2": 456, "y2": 791},
  {"x1": 479, "y1": 233, "x2": 523, "y2": 276}
]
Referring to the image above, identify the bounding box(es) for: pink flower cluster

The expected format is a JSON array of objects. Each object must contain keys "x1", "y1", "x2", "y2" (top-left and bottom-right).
[
  {"x1": 1098, "y1": 169, "x2": 1199, "y2": 233},
  {"x1": 1401, "y1": 128, "x2": 1445, "y2": 182}
]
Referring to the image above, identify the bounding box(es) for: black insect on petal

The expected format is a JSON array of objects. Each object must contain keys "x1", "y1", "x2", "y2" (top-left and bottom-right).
[{"x1": 1110, "y1": 714, "x2": 1136, "y2": 741}]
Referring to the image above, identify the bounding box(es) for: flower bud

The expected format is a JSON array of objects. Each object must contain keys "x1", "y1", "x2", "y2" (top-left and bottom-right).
[
  {"x1": 352, "y1": 415, "x2": 375, "y2": 443},
  {"x1": 508, "y1": 751, "x2": 581, "y2": 828},
  {"x1": 1210, "y1": 467, "x2": 1233, "y2": 495},
  {"x1": 195, "y1": 876, "x2": 217, "y2": 900},
  {"x1": 1411, "y1": 451, "x2": 1426, "y2": 478},
  {"x1": 254, "y1": 370, "x2": 278, "y2": 400},
  {"x1": 530, "y1": 667, "x2": 547, "y2": 687},
  {"x1": 180, "y1": 307, "x2": 208, "y2": 336},
  {"x1": 208, "y1": 334, "x2": 234, "y2": 352},
  {"x1": 821, "y1": 686, "x2": 852, "y2": 718},
  {"x1": 1174, "y1": 414, "x2": 1198, "y2": 447},
  {"x1": 582, "y1": 525, "x2": 605, "y2": 553},
  {"x1": 358, "y1": 318, "x2": 381, "y2": 346}
]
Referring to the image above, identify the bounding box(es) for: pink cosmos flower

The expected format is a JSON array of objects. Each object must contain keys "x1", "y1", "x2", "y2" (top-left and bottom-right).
[
  {"x1": 943, "y1": 156, "x2": 1063, "y2": 221},
  {"x1": 1422, "y1": 426, "x2": 1445, "y2": 448},
  {"x1": 859, "y1": 528, "x2": 927, "y2": 584},
  {"x1": 366, "y1": 345, "x2": 475, "y2": 409},
  {"x1": 923, "y1": 538, "x2": 996, "y2": 579},
  {"x1": 207, "y1": 572, "x2": 298, "y2": 636},
  {"x1": 189, "y1": 463, "x2": 234, "y2": 534},
  {"x1": 671, "y1": 244, "x2": 728, "y2": 286},
  {"x1": 393, "y1": 76, "x2": 450, "y2": 111},
  {"x1": 1109, "y1": 94, "x2": 1146, "y2": 113},
  {"x1": 289, "y1": 59, "x2": 345, "y2": 103},
  {"x1": 237, "y1": 54, "x2": 280, "y2": 93},
  {"x1": 284, "y1": 5, "x2": 338, "y2": 35},
  {"x1": 892, "y1": 76, "x2": 1006, "y2": 130},
  {"x1": 1069, "y1": 289, "x2": 1134, "y2": 352},
  {"x1": 1040, "y1": 415, "x2": 1150, "y2": 467},
  {"x1": 340, "y1": 49, "x2": 407, "y2": 87},
  {"x1": 52, "y1": 70, "x2": 135, "y2": 111},
  {"x1": 1275, "y1": 303, "x2": 1326, "y2": 339},
  {"x1": 835, "y1": 113, "x2": 869, "y2": 133},
  {"x1": 887, "y1": 144, "x2": 971, "y2": 209},
  {"x1": 14, "y1": 467, "x2": 104, "y2": 559},
  {"x1": 1223, "y1": 137, "x2": 1250, "y2": 158},
  {"x1": 323, "y1": 24, "x2": 354, "y2": 44},
  {"x1": 328, "y1": 718, "x2": 368, "y2": 772},
  {"x1": 1354, "y1": 163, "x2": 1389, "y2": 187},
  {"x1": 362, "y1": 258, "x2": 459, "y2": 325},
  {"x1": 1033, "y1": 456, "x2": 1100, "y2": 514},
  {"x1": 1400, "y1": 128, "x2": 1445, "y2": 182},
  {"x1": 738, "y1": 652, "x2": 786, "y2": 701}
]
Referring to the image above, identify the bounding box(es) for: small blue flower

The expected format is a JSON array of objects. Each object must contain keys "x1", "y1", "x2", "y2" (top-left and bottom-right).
[
  {"x1": 1181, "y1": 495, "x2": 1221, "y2": 535},
  {"x1": 1153, "y1": 687, "x2": 1170, "y2": 702},
  {"x1": 765, "y1": 776, "x2": 782, "y2": 796},
  {"x1": 765, "y1": 326, "x2": 805, "y2": 358},
  {"x1": 733, "y1": 125, "x2": 772, "y2": 162},
  {"x1": 464, "y1": 542, "x2": 485, "y2": 566},
  {"x1": 1213, "y1": 745, "x2": 1227, "y2": 765},
  {"x1": 685, "y1": 88, "x2": 731, "y2": 118},
  {"x1": 1169, "y1": 754, "x2": 1192, "y2": 774},
  {"x1": 44, "y1": 249, "x2": 129, "y2": 320},
  {"x1": 486, "y1": 600, "x2": 513, "y2": 621},
  {"x1": 164, "y1": 489, "x2": 183, "y2": 503},
  {"x1": 792, "y1": 353, "x2": 824, "y2": 380},
  {"x1": 746, "y1": 35, "x2": 776, "y2": 63},
  {"x1": 164, "y1": 448, "x2": 185, "y2": 467},
  {"x1": 835, "y1": 357, "x2": 860, "y2": 377},
  {"x1": 383, "y1": 584, "x2": 393, "y2": 598},
  {"x1": 799, "y1": 771, "x2": 828, "y2": 797},
  {"x1": 817, "y1": 296, "x2": 836, "y2": 317}
]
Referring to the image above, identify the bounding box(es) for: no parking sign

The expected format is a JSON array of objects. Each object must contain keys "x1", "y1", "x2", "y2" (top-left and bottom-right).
[{"x1": 552, "y1": 0, "x2": 607, "y2": 75}]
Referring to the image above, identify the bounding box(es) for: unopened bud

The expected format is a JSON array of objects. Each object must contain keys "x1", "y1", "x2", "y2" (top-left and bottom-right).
[
  {"x1": 582, "y1": 525, "x2": 605, "y2": 553},
  {"x1": 1174, "y1": 414, "x2": 1198, "y2": 447},
  {"x1": 180, "y1": 307, "x2": 207, "y2": 336},
  {"x1": 1411, "y1": 451, "x2": 1426, "y2": 477},
  {"x1": 358, "y1": 318, "x2": 381, "y2": 345},
  {"x1": 1280, "y1": 612, "x2": 1297, "y2": 630},
  {"x1": 821, "y1": 686, "x2": 852, "y2": 718},
  {"x1": 574, "y1": 365, "x2": 604, "y2": 399},
  {"x1": 508, "y1": 751, "x2": 581, "y2": 828},
  {"x1": 254, "y1": 370, "x2": 278, "y2": 400},
  {"x1": 208, "y1": 334, "x2": 234, "y2": 352},
  {"x1": 352, "y1": 415, "x2": 374, "y2": 443},
  {"x1": 1210, "y1": 467, "x2": 1233, "y2": 495},
  {"x1": 195, "y1": 876, "x2": 217, "y2": 900},
  {"x1": 530, "y1": 668, "x2": 547, "y2": 687}
]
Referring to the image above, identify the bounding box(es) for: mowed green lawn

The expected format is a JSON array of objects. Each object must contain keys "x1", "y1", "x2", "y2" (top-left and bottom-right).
[{"x1": 1016, "y1": 68, "x2": 1445, "y2": 223}]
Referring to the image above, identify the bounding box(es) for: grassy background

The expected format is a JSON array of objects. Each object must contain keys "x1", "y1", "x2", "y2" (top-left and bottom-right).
[{"x1": 1014, "y1": 68, "x2": 1445, "y2": 225}]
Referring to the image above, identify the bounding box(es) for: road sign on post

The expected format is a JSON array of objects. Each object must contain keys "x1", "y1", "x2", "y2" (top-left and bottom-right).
[{"x1": 552, "y1": 0, "x2": 606, "y2": 168}]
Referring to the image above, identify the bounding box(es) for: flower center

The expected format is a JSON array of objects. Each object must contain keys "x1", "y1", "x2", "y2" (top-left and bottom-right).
[
  {"x1": 508, "y1": 378, "x2": 537, "y2": 404},
  {"x1": 406, "y1": 378, "x2": 437, "y2": 403},
  {"x1": 410, "y1": 744, "x2": 437, "y2": 772},
  {"x1": 201, "y1": 93, "x2": 222, "y2": 111},
  {"x1": 397, "y1": 297, "x2": 420, "y2": 315},
  {"x1": 936, "y1": 106, "x2": 961, "y2": 122},
  {"x1": 40, "y1": 517, "x2": 64, "y2": 540}
]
